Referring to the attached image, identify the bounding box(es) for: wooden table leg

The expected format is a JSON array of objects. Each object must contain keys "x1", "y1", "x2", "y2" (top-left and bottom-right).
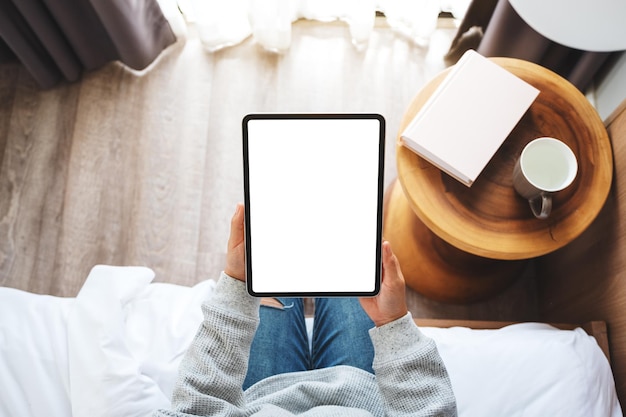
[{"x1": 383, "y1": 178, "x2": 526, "y2": 304}]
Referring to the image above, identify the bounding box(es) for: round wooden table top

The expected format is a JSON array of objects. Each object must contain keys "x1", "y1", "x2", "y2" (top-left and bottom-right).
[{"x1": 396, "y1": 57, "x2": 614, "y2": 260}]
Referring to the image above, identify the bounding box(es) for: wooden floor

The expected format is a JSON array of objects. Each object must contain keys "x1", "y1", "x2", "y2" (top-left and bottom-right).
[{"x1": 0, "y1": 18, "x2": 538, "y2": 320}]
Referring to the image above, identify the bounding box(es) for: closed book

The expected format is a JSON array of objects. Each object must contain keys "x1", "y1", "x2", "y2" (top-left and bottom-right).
[{"x1": 400, "y1": 50, "x2": 539, "y2": 186}]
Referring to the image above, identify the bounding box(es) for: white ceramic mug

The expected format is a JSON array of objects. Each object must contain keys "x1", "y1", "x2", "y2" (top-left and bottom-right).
[{"x1": 513, "y1": 137, "x2": 578, "y2": 219}]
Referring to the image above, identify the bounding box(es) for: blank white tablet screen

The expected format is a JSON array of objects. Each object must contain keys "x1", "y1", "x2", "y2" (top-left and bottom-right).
[{"x1": 243, "y1": 114, "x2": 384, "y2": 296}]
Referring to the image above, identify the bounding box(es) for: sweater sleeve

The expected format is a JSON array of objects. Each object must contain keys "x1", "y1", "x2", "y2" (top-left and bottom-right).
[
  {"x1": 369, "y1": 313, "x2": 458, "y2": 417},
  {"x1": 154, "y1": 272, "x2": 260, "y2": 417}
]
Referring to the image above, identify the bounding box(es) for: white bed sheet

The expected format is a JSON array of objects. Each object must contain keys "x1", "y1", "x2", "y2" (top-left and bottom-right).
[{"x1": 0, "y1": 266, "x2": 622, "y2": 417}]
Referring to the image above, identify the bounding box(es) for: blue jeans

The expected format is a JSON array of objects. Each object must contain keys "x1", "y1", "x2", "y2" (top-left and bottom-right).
[{"x1": 243, "y1": 298, "x2": 375, "y2": 390}]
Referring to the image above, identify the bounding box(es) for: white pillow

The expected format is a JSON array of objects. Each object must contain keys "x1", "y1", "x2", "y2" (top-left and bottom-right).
[
  {"x1": 421, "y1": 324, "x2": 622, "y2": 417},
  {"x1": 67, "y1": 265, "x2": 215, "y2": 417}
]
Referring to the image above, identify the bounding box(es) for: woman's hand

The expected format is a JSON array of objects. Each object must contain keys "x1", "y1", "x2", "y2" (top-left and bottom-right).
[
  {"x1": 360, "y1": 241, "x2": 408, "y2": 327},
  {"x1": 224, "y1": 203, "x2": 246, "y2": 281}
]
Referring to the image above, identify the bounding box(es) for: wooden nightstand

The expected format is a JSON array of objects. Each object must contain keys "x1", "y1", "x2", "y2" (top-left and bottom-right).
[{"x1": 384, "y1": 57, "x2": 613, "y2": 303}]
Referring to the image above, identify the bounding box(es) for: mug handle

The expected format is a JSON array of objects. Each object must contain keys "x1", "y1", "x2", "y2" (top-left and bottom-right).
[{"x1": 529, "y1": 194, "x2": 552, "y2": 219}]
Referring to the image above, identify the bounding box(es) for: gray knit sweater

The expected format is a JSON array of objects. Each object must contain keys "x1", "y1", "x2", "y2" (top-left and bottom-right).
[{"x1": 153, "y1": 273, "x2": 457, "y2": 417}]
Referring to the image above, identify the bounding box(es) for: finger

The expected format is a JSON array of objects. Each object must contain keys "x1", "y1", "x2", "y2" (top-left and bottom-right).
[
  {"x1": 382, "y1": 241, "x2": 392, "y2": 265},
  {"x1": 228, "y1": 203, "x2": 245, "y2": 247},
  {"x1": 382, "y1": 241, "x2": 396, "y2": 272},
  {"x1": 234, "y1": 203, "x2": 244, "y2": 224},
  {"x1": 381, "y1": 241, "x2": 404, "y2": 284}
]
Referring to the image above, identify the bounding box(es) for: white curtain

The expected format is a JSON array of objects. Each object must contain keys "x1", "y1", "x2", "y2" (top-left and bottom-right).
[{"x1": 158, "y1": 0, "x2": 470, "y2": 53}]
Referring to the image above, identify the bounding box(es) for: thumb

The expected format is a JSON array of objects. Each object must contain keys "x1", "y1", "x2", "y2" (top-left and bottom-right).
[
  {"x1": 382, "y1": 241, "x2": 404, "y2": 286},
  {"x1": 361, "y1": 241, "x2": 407, "y2": 327},
  {"x1": 228, "y1": 203, "x2": 245, "y2": 248}
]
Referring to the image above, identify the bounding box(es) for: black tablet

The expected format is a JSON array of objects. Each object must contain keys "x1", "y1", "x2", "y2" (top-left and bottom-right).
[{"x1": 242, "y1": 113, "x2": 385, "y2": 297}]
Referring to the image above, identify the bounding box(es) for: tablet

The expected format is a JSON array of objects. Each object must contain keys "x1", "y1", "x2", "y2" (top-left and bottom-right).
[{"x1": 242, "y1": 113, "x2": 385, "y2": 297}]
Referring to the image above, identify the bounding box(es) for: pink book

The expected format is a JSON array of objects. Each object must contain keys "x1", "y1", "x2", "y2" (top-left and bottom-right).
[{"x1": 400, "y1": 50, "x2": 539, "y2": 186}]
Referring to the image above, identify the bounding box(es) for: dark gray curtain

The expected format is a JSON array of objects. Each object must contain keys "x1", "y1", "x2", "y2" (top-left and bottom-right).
[
  {"x1": 445, "y1": 0, "x2": 616, "y2": 92},
  {"x1": 0, "y1": 0, "x2": 176, "y2": 88}
]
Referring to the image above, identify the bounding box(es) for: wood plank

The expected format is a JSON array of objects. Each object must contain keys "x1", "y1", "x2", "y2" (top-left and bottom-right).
[
  {"x1": 53, "y1": 39, "x2": 216, "y2": 293},
  {"x1": 0, "y1": 68, "x2": 80, "y2": 294},
  {"x1": 51, "y1": 63, "x2": 134, "y2": 295},
  {"x1": 0, "y1": 63, "x2": 19, "y2": 165}
]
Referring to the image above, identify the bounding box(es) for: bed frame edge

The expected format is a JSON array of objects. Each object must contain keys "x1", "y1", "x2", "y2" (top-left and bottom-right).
[{"x1": 414, "y1": 319, "x2": 611, "y2": 363}]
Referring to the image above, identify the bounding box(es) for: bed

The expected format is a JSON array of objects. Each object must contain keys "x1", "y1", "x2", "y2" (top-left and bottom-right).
[{"x1": 0, "y1": 265, "x2": 621, "y2": 417}]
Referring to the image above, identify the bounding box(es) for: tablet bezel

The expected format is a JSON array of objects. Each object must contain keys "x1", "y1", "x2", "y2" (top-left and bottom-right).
[{"x1": 242, "y1": 113, "x2": 385, "y2": 297}]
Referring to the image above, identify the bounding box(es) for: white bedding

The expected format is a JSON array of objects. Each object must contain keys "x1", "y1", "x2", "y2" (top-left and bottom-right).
[{"x1": 0, "y1": 266, "x2": 622, "y2": 417}]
